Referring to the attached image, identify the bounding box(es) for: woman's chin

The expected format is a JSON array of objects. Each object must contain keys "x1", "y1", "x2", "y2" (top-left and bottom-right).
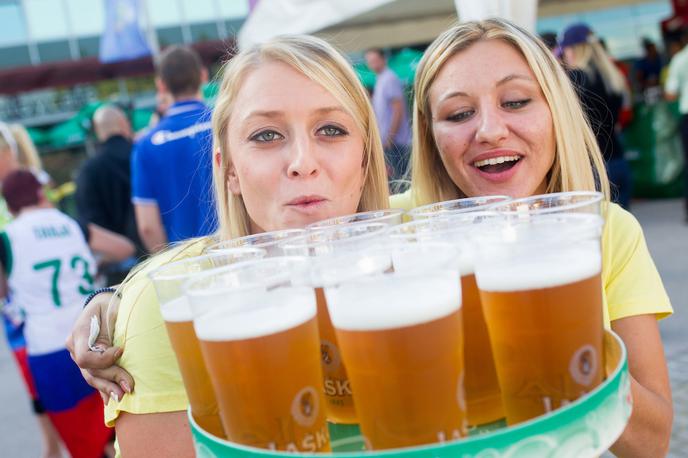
[{"x1": 281, "y1": 210, "x2": 331, "y2": 229}]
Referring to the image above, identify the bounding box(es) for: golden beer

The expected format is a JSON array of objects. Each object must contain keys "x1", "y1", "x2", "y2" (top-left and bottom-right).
[
  {"x1": 389, "y1": 223, "x2": 504, "y2": 426},
  {"x1": 328, "y1": 271, "x2": 466, "y2": 450},
  {"x1": 162, "y1": 300, "x2": 225, "y2": 437},
  {"x1": 152, "y1": 249, "x2": 265, "y2": 438},
  {"x1": 479, "y1": 269, "x2": 604, "y2": 425},
  {"x1": 195, "y1": 288, "x2": 330, "y2": 452},
  {"x1": 314, "y1": 287, "x2": 356, "y2": 424},
  {"x1": 281, "y1": 228, "x2": 392, "y2": 425},
  {"x1": 461, "y1": 274, "x2": 504, "y2": 426}
]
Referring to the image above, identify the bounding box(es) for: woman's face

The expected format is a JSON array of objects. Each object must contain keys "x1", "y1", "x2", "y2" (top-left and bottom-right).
[
  {"x1": 224, "y1": 61, "x2": 366, "y2": 233},
  {"x1": 428, "y1": 39, "x2": 556, "y2": 198}
]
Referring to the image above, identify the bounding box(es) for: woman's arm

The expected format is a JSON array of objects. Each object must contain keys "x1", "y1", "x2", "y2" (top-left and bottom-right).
[
  {"x1": 116, "y1": 411, "x2": 195, "y2": 458},
  {"x1": 88, "y1": 223, "x2": 136, "y2": 262},
  {"x1": 610, "y1": 314, "x2": 673, "y2": 457},
  {"x1": 66, "y1": 290, "x2": 134, "y2": 401}
]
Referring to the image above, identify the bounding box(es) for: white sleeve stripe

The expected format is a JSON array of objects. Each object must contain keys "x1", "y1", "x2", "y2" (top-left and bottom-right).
[{"x1": 132, "y1": 197, "x2": 159, "y2": 206}]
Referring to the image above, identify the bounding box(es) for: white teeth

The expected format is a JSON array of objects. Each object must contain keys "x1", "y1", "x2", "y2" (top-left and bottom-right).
[{"x1": 473, "y1": 155, "x2": 520, "y2": 168}]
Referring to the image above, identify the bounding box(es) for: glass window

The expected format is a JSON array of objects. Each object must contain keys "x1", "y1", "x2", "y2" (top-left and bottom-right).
[
  {"x1": 66, "y1": 0, "x2": 104, "y2": 37},
  {"x1": 0, "y1": 45, "x2": 32, "y2": 69},
  {"x1": 219, "y1": 0, "x2": 248, "y2": 19},
  {"x1": 190, "y1": 22, "x2": 219, "y2": 42},
  {"x1": 157, "y1": 26, "x2": 184, "y2": 47},
  {"x1": 182, "y1": 0, "x2": 216, "y2": 23},
  {"x1": 0, "y1": 1, "x2": 27, "y2": 46},
  {"x1": 25, "y1": 0, "x2": 68, "y2": 42},
  {"x1": 225, "y1": 17, "x2": 246, "y2": 37},
  {"x1": 37, "y1": 40, "x2": 72, "y2": 63},
  {"x1": 77, "y1": 36, "x2": 100, "y2": 58},
  {"x1": 148, "y1": 0, "x2": 182, "y2": 27}
]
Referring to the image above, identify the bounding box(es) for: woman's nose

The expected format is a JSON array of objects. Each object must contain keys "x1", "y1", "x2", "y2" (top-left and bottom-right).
[
  {"x1": 287, "y1": 136, "x2": 319, "y2": 178},
  {"x1": 475, "y1": 105, "x2": 509, "y2": 145}
]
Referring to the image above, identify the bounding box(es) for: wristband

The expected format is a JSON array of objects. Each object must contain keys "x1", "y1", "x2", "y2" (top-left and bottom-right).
[{"x1": 83, "y1": 287, "x2": 117, "y2": 309}]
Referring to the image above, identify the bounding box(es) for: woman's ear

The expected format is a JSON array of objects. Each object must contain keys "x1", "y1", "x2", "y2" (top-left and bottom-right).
[
  {"x1": 227, "y1": 163, "x2": 241, "y2": 195},
  {"x1": 214, "y1": 148, "x2": 222, "y2": 169},
  {"x1": 216, "y1": 147, "x2": 241, "y2": 195}
]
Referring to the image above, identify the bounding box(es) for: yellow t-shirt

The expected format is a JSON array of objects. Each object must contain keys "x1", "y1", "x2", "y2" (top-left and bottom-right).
[
  {"x1": 104, "y1": 240, "x2": 206, "y2": 427},
  {"x1": 106, "y1": 192, "x2": 672, "y2": 426},
  {"x1": 391, "y1": 189, "x2": 673, "y2": 327}
]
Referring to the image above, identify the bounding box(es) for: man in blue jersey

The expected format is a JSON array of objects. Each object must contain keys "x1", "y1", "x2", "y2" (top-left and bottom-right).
[{"x1": 132, "y1": 46, "x2": 216, "y2": 252}]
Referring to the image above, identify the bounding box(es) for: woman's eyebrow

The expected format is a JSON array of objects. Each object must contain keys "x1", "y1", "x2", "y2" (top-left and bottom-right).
[
  {"x1": 496, "y1": 73, "x2": 535, "y2": 86},
  {"x1": 313, "y1": 106, "x2": 347, "y2": 115},
  {"x1": 242, "y1": 110, "x2": 284, "y2": 123}
]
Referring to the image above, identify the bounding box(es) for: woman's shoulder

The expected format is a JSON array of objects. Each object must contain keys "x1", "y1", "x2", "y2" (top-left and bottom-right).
[
  {"x1": 603, "y1": 202, "x2": 642, "y2": 244},
  {"x1": 127, "y1": 239, "x2": 208, "y2": 282},
  {"x1": 601, "y1": 202, "x2": 672, "y2": 321},
  {"x1": 114, "y1": 238, "x2": 209, "y2": 342}
]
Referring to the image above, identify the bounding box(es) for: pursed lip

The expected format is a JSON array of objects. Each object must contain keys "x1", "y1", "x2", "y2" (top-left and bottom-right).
[{"x1": 285, "y1": 195, "x2": 329, "y2": 207}]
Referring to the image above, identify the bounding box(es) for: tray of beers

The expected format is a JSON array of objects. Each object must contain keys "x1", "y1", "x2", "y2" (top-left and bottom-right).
[{"x1": 149, "y1": 193, "x2": 632, "y2": 458}]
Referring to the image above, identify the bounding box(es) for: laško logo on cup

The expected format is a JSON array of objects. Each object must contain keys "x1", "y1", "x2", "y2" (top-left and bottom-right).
[
  {"x1": 324, "y1": 379, "x2": 353, "y2": 398},
  {"x1": 255, "y1": 385, "x2": 329, "y2": 452}
]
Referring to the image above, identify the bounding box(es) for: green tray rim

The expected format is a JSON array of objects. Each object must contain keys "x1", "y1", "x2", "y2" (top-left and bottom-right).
[{"x1": 190, "y1": 330, "x2": 630, "y2": 457}]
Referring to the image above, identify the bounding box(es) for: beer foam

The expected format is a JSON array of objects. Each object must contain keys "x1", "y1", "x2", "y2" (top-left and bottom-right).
[
  {"x1": 476, "y1": 248, "x2": 601, "y2": 292},
  {"x1": 160, "y1": 297, "x2": 193, "y2": 323},
  {"x1": 390, "y1": 243, "x2": 476, "y2": 276},
  {"x1": 325, "y1": 270, "x2": 461, "y2": 331},
  {"x1": 193, "y1": 287, "x2": 316, "y2": 341}
]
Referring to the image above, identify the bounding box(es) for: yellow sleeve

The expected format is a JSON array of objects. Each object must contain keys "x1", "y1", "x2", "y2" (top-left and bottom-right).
[
  {"x1": 601, "y1": 204, "x2": 673, "y2": 322},
  {"x1": 104, "y1": 242, "x2": 206, "y2": 426}
]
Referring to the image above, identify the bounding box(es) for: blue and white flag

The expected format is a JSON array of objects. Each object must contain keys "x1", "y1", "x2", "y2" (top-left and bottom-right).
[{"x1": 99, "y1": 0, "x2": 151, "y2": 63}]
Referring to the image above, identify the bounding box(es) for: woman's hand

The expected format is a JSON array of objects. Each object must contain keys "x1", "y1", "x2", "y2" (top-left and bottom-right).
[{"x1": 66, "y1": 291, "x2": 134, "y2": 402}]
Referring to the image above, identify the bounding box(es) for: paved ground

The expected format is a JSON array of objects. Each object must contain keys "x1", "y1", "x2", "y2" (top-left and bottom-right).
[
  {"x1": 0, "y1": 199, "x2": 685, "y2": 457},
  {"x1": 635, "y1": 199, "x2": 688, "y2": 457}
]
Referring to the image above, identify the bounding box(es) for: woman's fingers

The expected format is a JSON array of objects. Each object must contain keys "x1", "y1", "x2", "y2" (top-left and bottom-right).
[
  {"x1": 80, "y1": 368, "x2": 125, "y2": 402},
  {"x1": 88, "y1": 365, "x2": 135, "y2": 395},
  {"x1": 72, "y1": 344, "x2": 124, "y2": 371}
]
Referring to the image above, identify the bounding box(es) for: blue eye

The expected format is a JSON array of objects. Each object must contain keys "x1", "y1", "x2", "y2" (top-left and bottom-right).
[
  {"x1": 250, "y1": 130, "x2": 284, "y2": 143},
  {"x1": 318, "y1": 125, "x2": 348, "y2": 137},
  {"x1": 446, "y1": 110, "x2": 474, "y2": 122},
  {"x1": 503, "y1": 99, "x2": 531, "y2": 109}
]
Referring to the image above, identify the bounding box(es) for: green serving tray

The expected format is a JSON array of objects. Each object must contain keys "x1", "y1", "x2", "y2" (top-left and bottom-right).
[{"x1": 190, "y1": 330, "x2": 631, "y2": 458}]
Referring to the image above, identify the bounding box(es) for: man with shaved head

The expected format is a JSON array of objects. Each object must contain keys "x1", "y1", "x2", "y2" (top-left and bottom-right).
[{"x1": 76, "y1": 105, "x2": 142, "y2": 283}]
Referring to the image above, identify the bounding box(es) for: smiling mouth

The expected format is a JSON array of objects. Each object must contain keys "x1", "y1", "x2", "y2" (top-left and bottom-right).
[{"x1": 473, "y1": 155, "x2": 521, "y2": 174}]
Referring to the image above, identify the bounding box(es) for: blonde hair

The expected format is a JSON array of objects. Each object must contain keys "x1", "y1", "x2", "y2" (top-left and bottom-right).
[
  {"x1": 9, "y1": 124, "x2": 43, "y2": 170},
  {"x1": 212, "y1": 35, "x2": 389, "y2": 238},
  {"x1": 411, "y1": 18, "x2": 610, "y2": 206},
  {"x1": 565, "y1": 37, "x2": 628, "y2": 96},
  {"x1": 116, "y1": 35, "x2": 390, "y2": 295}
]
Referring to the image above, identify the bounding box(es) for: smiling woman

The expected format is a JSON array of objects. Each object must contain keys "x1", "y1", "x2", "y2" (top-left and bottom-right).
[
  {"x1": 65, "y1": 35, "x2": 389, "y2": 457},
  {"x1": 426, "y1": 40, "x2": 557, "y2": 198},
  {"x1": 391, "y1": 19, "x2": 673, "y2": 457}
]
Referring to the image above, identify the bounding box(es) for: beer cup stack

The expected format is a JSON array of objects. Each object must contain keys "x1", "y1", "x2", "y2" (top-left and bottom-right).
[{"x1": 156, "y1": 191, "x2": 607, "y2": 453}]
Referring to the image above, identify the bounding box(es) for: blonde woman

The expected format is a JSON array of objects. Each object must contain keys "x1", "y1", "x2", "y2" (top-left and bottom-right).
[
  {"x1": 67, "y1": 35, "x2": 389, "y2": 457},
  {"x1": 391, "y1": 19, "x2": 672, "y2": 456},
  {"x1": 561, "y1": 23, "x2": 633, "y2": 210}
]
